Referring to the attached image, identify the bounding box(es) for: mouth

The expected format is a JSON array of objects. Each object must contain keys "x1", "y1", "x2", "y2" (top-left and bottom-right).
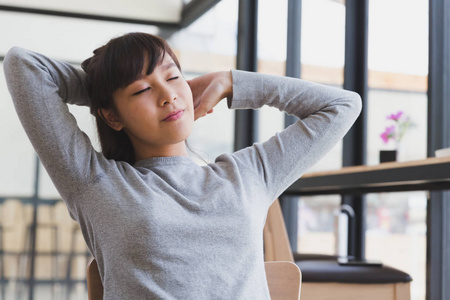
[{"x1": 162, "y1": 109, "x2": 185, "y2": 121}]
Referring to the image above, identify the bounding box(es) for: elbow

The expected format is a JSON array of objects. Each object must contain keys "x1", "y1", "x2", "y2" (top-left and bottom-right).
[
  {"x1": 348, "y1": 91, "x2": 363, "y2": 118},
  {"x1": 4, "y1": 46, "x2": 24, "y2": 65},
  {"x1": 3, "y1": 46, "x2": 28, "y2": 77}
]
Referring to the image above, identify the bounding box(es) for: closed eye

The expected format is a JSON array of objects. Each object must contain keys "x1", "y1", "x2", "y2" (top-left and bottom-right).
[
  {"x1": 168, "y1": 76, "x2": 179, "y2": 81},
  {"x1": 132, "y1": 87, "x2": 151, "y2": 96}
]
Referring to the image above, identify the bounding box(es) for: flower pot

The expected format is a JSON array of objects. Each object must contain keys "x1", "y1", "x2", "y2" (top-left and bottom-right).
[{"x1": 380, "y1": 150, "x2": 397, "y2": 163}]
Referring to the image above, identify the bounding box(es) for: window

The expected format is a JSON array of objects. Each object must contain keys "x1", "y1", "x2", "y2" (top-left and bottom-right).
[
  {"x1": 296, "y1": 0, "x2": 346, "y2": 255},
  {"x1": 169, "y1": 0, "x2": 238, "y2": 161},
  {"x1": 367, "y1": 1, "x2": 428, "y2": 299}
]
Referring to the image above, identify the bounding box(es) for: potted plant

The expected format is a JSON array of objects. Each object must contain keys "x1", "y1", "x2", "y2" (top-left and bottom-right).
[{"x1": 379, "y1": 111, "x2": 413, "y2": 163}]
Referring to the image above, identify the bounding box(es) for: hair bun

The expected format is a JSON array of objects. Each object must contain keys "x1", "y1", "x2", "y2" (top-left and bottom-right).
[
  {"x1": 81, "y1": 45, "x2": 106, "y2": 72},
  {"x1": 81, "y1": 57, "x2": 92, "y2": 72}
]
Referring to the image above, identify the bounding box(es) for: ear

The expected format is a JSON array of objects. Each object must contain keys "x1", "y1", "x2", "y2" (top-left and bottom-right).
[{"x1": 98, "y1": 108, "x2": 124, "y2": 131}]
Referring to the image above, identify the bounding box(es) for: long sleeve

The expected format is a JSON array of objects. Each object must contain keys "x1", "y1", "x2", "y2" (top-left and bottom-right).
[
  {"x1": 226, "y1": 70, "x2": 362, "y2": 202},
  {"x1": 3, "y1": 47, "x2": 109, "y2": 211}
]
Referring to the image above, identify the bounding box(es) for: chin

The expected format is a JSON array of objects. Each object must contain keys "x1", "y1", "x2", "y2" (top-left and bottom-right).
[
  {"x1": 168, "y1": 131, "x2": 192, "y2": 145},
  {"x1": 179, "y1": 123, "x2": 194, "y2": 139}
]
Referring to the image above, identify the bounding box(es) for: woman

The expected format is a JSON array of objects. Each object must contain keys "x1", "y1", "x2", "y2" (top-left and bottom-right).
[{"x1": 4, "y1": 32, "x2": 361, "y2": 299}]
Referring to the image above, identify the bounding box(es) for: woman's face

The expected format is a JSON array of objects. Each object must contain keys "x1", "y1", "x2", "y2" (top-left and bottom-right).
[{"x1": 109, "y1": 54, "x2": 194, "y2": 159}]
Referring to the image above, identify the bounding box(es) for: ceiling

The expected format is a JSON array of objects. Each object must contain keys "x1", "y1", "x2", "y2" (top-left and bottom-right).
[{"x1": 0, "y1": 0, "x2": 221, "y2": 32}]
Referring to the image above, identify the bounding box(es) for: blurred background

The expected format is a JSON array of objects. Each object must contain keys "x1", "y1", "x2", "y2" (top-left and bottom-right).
[{"x1": 0, "y1": 0, "x2": 429, "y2": 299}]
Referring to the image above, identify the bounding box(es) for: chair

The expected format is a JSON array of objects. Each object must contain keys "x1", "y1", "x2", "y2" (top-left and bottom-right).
[
  {"x1": 265, "y1": 261, "x2": 301, "y2": 300},
  {"x1": 86, "y1": 259, "x2": 102, "y2": 300},
  {"x1": 263, "y1": 198, "x2": 294, "y2": 262},
  {"x1": 263, "y1": 199, "x2": 412, "y2": 300},
  {"x1": 86, "y1": 259, "x2": 301, "y2": 300}
]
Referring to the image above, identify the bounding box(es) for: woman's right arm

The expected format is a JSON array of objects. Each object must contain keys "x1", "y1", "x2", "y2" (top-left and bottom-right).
[{"x1": 3, "y1": 47, "x2": 107, "y2": 202}]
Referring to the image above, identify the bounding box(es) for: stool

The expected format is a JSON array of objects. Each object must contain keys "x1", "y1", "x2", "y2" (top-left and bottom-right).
[{"x1": 295, "y1": 253, "x2": 412, "y2": 300}]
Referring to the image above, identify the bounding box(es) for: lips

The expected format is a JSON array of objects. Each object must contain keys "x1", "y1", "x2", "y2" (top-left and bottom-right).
[{"x1": 162, "y1": 109, "x2": 185, "y2": 121}]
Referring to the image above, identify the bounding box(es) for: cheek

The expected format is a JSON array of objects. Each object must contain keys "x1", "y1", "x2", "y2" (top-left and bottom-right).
[
  {"x1": 118, "y1": 104, "x2": 156, "y2": 130},
  {"x1": 111, "y1": 97, "x2": 130, "y2": 122},
  {"x1": 182, "y1": 86, "x2": 194, "y2": 110},
  {"x1": 116, "y1": 106, "x2": 136, "y2": 125}
]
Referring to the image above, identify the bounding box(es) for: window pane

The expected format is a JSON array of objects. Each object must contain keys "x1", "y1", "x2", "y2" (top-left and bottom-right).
[
  {"x1": 255, "y1": 0, "x2": 288, "y2": 143},
  {"x1": 297, "y1": 195, "x2": 341, "y2": 255},
  {"x1": 367, "y1": 89, "x2": 427, "y2": 164},
  {"x1": 296, "y1": 0, "x2": 346, "y2": 255},
  {"x1": 301, "y1": 0, "x2": 345, "y2": 87},
  {"x1": 169, "y1": 0, "x2": 238, "y2": 160},
  {"x1": 368, "y1": 1, "x2": 428, "y2": 300},
  {"x1": 366, "y1": 192, "x2": 427, "y2": 300},
  {"x1": 368, "y1": 0, "x2": 428, "y2": 164}
]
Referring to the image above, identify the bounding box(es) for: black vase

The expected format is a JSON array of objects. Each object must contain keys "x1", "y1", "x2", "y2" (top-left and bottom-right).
[{"x1": 379, "y1": 150, "x2": 397, "y2": 163}]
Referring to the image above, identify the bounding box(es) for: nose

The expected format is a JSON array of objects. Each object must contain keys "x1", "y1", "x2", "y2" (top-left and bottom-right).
[{"x1": 158, "y1": 86, "x2": 177, "y2": 106}]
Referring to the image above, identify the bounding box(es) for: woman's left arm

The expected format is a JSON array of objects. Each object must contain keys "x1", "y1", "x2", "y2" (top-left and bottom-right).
[{"x1": 225, "y1": 70, "x2": 362, "y2": 201}]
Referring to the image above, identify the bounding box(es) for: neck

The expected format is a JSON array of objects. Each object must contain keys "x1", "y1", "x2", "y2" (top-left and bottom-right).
[{"x1": 133, "y1": 141, "x2": 189, "y2": 161}]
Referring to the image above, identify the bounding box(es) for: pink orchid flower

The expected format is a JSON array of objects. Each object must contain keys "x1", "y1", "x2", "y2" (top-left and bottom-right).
[
  {"x1": 380, "y1": 125, "x2": 395, "y2": 144},
  {"x1": 387, "y1": 111, "x2": 403, "y2": 121}
]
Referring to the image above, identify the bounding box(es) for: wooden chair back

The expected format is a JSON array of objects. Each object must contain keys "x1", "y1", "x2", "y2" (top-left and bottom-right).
[
  {"x1": 265, "y1": 261, "x2": 302, "y2": 300},
  {"x1": 87, "y1": 259, "x2": 103, "y2": 300},
  {"x1": 87, "y1": 259, "x2": 301, "y2": 300},
  {"x1": 263, "y1": 199, "x2": 294, "y2": 262}
]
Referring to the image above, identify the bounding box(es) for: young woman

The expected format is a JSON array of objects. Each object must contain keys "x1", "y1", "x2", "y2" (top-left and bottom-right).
[{"x1": 4, "y1": 32, "x2": 361, "y2": 299}]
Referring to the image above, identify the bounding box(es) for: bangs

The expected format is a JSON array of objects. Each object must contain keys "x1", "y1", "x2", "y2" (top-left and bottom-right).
[
  {"x1": 85, "y1": 33, "x2": 181, "y2": 105},
  {"x1": 104, "y1": 34, "x2": 165, "y2": 92}
]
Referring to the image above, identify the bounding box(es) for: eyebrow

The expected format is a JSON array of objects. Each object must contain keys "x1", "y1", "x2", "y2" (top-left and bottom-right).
[
  {"x1": 134, "y1": 61, "x2": 176, "y2": 80},
  {"x1": 127, "y1": 61, "x2": 178, "y2": 90},
  {"x1": 161, "y1": 61, "x2": 177, "y2": 70}
]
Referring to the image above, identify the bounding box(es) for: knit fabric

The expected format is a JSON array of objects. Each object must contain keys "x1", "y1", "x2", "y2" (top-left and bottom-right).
[{"x1": 4, "y1": 47, "x2": 361, "y2": 299}]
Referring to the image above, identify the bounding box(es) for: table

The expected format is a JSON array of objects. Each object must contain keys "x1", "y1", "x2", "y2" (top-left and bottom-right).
[
  {"x1": 286, "y1": 156, "x2": 450, "y2": 196},
  {"x1": 285, "y1": 156, "x2": 450, "y2": 300}
]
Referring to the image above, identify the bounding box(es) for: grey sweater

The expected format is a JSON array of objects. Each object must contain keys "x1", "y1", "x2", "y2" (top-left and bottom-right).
[{"x1": 4, "y1": 47, "x2": 361, "y2": 299}]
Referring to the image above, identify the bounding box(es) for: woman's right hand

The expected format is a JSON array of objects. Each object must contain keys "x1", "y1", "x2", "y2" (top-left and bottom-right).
[{"x1": 187, "y1": 71, "x2": 233, "y2": 121}]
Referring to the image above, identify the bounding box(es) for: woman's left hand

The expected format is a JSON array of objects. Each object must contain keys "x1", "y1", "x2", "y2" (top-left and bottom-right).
[{"x1": 187, "y1": 71, "x2": 232, "y2": 121}]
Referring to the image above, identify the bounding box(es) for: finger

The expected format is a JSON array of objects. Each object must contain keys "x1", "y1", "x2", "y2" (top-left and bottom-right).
[
  {"x1": 194, "y1": 106, "x2": 204, "y2": 121},
  {"x1": 193, "y1": 95, "x2": 202, "y2": 109},
  {"x1": 194, "y1": 107, "x2": 206, "y2": 120},
  {"x1": 194, "y1": 101, "x2": 212, "y2": 120}
]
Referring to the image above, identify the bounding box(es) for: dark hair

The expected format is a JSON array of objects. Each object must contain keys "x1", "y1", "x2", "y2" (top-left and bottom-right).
[{"x1": 81, "y1": 32, "x2": 181, "y2": 164}]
